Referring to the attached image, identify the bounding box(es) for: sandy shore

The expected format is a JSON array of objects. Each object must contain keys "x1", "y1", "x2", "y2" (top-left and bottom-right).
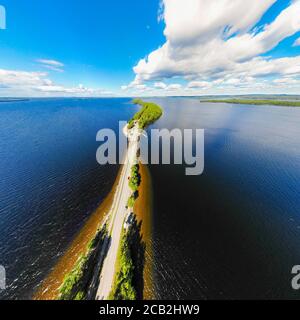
[
  {"x1": 34, "y1": 163, "x2": 154, "y2": 300},
  {"x1": 34, "y1": 167, "x2": 123, "y2": 300}
]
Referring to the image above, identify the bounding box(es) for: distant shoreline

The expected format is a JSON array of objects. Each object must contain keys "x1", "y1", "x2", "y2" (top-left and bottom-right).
[
  {"x1": 201, "y1": 99, "x2": 300, "y2": 107},
  {"x1": 0, "y1": 98, "x2": 30, "y2": 103}
]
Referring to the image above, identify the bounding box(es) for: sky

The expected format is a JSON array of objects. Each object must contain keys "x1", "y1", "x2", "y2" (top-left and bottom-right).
[{"x1": 0, "y1": 0, "x2": 300, "y2": 97}]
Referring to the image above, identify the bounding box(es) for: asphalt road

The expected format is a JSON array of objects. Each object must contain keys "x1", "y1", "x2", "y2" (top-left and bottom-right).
[{"x1": 95, "y1": 124, "x2": 139, "y2": 300}]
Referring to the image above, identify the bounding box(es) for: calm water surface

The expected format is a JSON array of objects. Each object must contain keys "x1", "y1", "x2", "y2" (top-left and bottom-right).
[
  {"x1": 0, "y1": 97, "x2": 300, "y2": 299},
  {"x1": 147, "y1": 98, "x2": 300, "y2": 299},
  {"x1": 0, "y1": 98, "x2": 135, "y2": 299}
]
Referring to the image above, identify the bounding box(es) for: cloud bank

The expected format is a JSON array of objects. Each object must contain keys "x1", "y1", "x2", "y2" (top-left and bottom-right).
[
  {"x1": 0, "y1": 67, "x2": 113, "y2": 97},
  {"x1": 126, "y1": 0, "x2": 300, "y2": 95}
]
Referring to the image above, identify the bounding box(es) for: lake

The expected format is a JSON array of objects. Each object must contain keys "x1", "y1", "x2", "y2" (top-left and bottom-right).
[
  {"x1": 147, "y1": 97, "x2": 300, "y2": 299},
  {"x1": 0, "y1": 98, "x2": 135, "y2": 299},
  {"x1": 0, "y1": 97, "x2": 300, "y2": 299}
]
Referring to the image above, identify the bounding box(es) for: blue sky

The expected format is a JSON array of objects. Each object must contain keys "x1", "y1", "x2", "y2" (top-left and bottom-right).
[{"x1": 0, "y1": 0, "x2": 300, "y2": 96}]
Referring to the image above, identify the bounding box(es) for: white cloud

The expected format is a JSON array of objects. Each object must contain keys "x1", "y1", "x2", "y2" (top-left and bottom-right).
[
  {"x1": 134, "y1": 84, "x2": 148, "y2": 90},
  {"x1": 273, "y1": 77, "x2": 300, "y2": 85},
  {"x1": 36, "y1": 59, "x2": 64, "y2": 67},
  {"x1": 166, "y1": 83, "x2": 182, "y2": 90},
  {"x1": 154, "y1": 82, "x2": 167, "y2": 89},
  {"x1": 37, "y1": 59, "x2": 64, "y2": 72},
  {"x1": 131, "y1": 0, "x2": 300, "y2": 93},
  {"x1": 120, "y1": 78, "x2": 151, "y2": 92},
  {"x1": 293, "y1": 37, "x2": 300, "y2": 47},
  {"x1": 187, "y1": 81, "x2": 211, "y2": 88},
  {"x1": 0, "y1": 69, "x2": 49, "y2": 87},
  {"x1": 0, "y1": 68, "x2": 112, "y2": 97}
]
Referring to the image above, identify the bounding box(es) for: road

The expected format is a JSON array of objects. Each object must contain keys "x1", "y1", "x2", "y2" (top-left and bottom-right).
[{"x1": 95, "y1": 124, "x2": 140, "y2": 300}]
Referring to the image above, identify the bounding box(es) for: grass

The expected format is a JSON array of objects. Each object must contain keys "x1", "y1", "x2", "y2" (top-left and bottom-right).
[
  {"x1": 59, "y1": 255, "x2": 87, "y2": 300},
  {"x1": 201, "y1": 99, "x2": 300, "y2": 107},
  {"x1": 58, "y1": 224, "x2": 108, "y2": 300},
  {"x1": 128, "y1": 99, "x2": 163, "y2": 129},
  {"x1": 108, "y1": 228, "x2": 137, "y2": 300}
]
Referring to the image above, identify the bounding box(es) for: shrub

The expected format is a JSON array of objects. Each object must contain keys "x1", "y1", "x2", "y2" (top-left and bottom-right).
[
  {"x1": 127, "y1": 195, "x2": 136, "y2": 208},
  {"x1": 109, "y1": 230, "x2": 137, "y2": 300},
  {"x1": 129, "y1": 99, "x2": 163, "y2": 129},
  {"x1": 129, "y1": 164, "x2": 141, "y2": 192}
]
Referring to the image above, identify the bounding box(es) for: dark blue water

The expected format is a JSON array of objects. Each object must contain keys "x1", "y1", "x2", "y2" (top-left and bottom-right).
[
  {"x1": 1, "y1": 97, "x2": 300, "y2": 300},
  {"x1": 0, "y1": 98, "x2": 135, "y2": 299},
  {"x1": 147, "y1": 98, "x2": 300, "y2": 299}
]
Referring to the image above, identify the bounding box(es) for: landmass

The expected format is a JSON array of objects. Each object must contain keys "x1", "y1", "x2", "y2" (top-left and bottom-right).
[
  {"x1": 201, "y1": 98, "x2": 300, "y2": 107},
  {"x1": 34, "y1": 99, "x2": 162, "y2": 300}
]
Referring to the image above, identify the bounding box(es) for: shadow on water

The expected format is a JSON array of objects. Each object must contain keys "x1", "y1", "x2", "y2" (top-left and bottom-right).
[
  {"x1": 85, "y1": 234, "x2": 112, "y2": 300},
  {"x1": 128, "y1": 217, "x2": 146, "y2": 300}
]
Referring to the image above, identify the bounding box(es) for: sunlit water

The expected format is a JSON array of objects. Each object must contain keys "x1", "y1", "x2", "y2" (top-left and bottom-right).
[
  {"x1": 146, "y1": 98, "x2": 300, "y2": 299},
  {"x1": 0, "y1": 98, "x2": 135, "y2": 299},
  {"x1": 0, "y1": 97, "x2": 300, "y2": 299}
]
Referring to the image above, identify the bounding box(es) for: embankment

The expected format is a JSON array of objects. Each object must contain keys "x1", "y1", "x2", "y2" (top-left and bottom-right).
[
  {"x1": 134, "y1": 163, "x2": 155, "y2": 299},
  {"x1": 34, "y1": 167, "x2": 123, "y2": 300}
]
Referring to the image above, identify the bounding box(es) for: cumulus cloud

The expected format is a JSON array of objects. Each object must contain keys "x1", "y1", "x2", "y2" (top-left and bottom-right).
[
  {"x1": 273, "y1": 77, "x2": 300, "y2": 85},
  {"x1": 154, "y1": 82, "x2": 167, "y2": 89},
  {"x1": 187, "y1": 81, "x2": 211, "y2": 88},
  {"x1": 0, "y1": 69, "x2": 50, "y2": 87},
  {"x1": 166, "y1": 83, "x2": 182, "y2": 90},
  {"x1": 0, "y1": 68, "x2": 112, "y2": 97},
  {"x1": 131, "y1": 0, "x2": 300, "y2": 92}
]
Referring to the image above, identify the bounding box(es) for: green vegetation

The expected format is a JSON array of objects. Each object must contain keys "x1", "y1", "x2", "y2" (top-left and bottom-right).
[
  {"x1": 128, "y1": 99, "x2": 163, "y2": 129},
  {"x1": 74, "y1": 291, "x2": 85, "y2": 300},
  {"x1": 58, "y1": 224, "x2": 108, "y2": 300},
  {"x1": 127, "y1": 194, "x2": 136, "y2": 208},
  {"x1": 129, "y1": 164, "x2": 141, "y2": 192},
  {"x1": 108, "y1": 229, "x2": 137, "y2": 300},
  {"x1": 109, "y1": 163, "x2": 146, "y2": 300},
  {"x1": 59, "y1": 254, "x2": 87, "y2": 300},
  {"x1": 202, "y1": 99, "x2": 300, "y2": 107},
  {"x1": 127, "y1": 164, "x2": 141, "y2": 208}
]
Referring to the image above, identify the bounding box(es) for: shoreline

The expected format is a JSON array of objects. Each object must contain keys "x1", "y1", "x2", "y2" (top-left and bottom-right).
[
  {"x1": 34, "y1": 166, "x2": 123, "y2": 300},
  {"x1": 108, "y1": 162, "x2": 154, "y2": 300},
  {"x1": 201, "y1": 99, "x2": 300, "y2": 107},
  {"x1": 134, "y1": 163, "x2": 155, "y2": 299},
  {"x1": 35, "y1": 99, "x2": 160, "y2": 300}
]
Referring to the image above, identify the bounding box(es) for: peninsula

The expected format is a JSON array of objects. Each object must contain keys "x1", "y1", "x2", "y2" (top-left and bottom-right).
[{"x1": 36, "y1": 99, "x2": 163, "y2": 300}]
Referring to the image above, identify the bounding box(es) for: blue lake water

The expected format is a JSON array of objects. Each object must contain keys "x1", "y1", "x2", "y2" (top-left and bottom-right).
[
  {"x1": 0, "y1": 97, "x2": 300, "y2": 299},
  {"x1": 0, "y1": 98, "x2": 135, "y2": 299},
  {"x1": 147, "y1": 98, "x2": 300, "y2": 299}
]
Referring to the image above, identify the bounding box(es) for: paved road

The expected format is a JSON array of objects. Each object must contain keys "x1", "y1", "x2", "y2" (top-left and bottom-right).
[{"x1": 95, "y1": 124, "x2": 140, "y2": 300}]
